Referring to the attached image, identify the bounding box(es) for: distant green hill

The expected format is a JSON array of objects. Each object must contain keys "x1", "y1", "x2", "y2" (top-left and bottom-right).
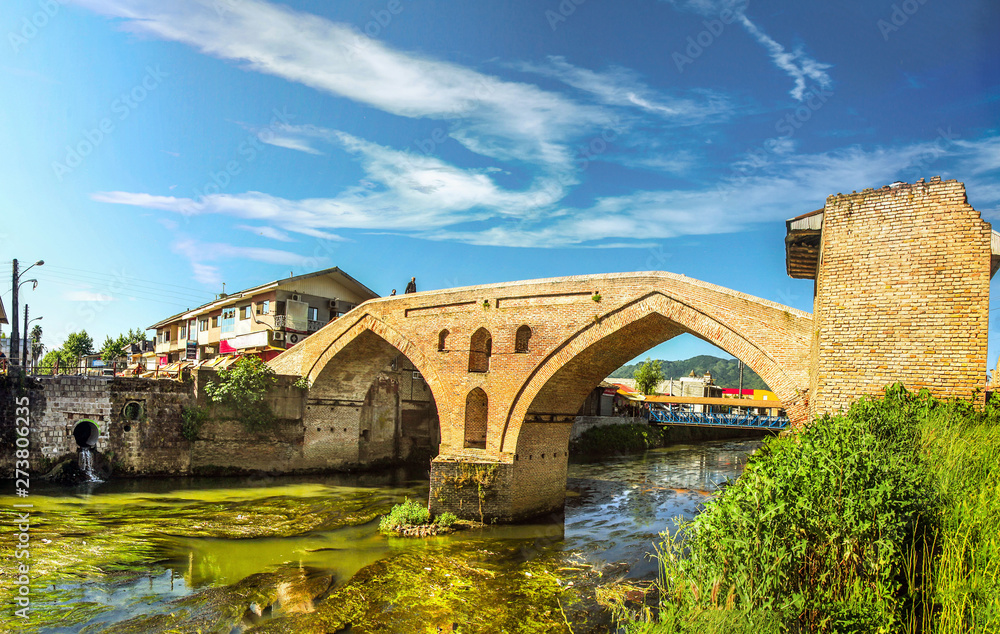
[{"x1": 609, "y1": 355, "x2": 768, "y2": 390}]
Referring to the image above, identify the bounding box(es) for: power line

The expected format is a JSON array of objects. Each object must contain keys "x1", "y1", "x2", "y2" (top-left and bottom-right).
[
  {"x1": 42, "y1": 263, "x2": 219, "y2": 295},
  {"x1": 34, "y1": 277, "x2": 194, "y2": 310},
  {"x1": 33, "y1": 270, "x2": 212, "y2": 304}
]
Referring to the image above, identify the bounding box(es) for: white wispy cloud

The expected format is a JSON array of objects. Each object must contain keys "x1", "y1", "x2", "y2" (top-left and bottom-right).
[
  {"x1": 171, "y1": 238, "x2": 323, "y2": 284},
  {"x1": 96, "y1": 134, "x2": 1000, "y2": 248},
  {"x1": 236, "y1": 225, "x2": 295, "y2": 241},
  {"x1": 68, "y1": 0, "x2": 605, "y2": 175},
  {"x1": 93, "y1": 131, "x2": 569, "y2": 237},
  {"x1": 517, "y1": 56, "x2": 736, "y2": 123},
  {"x1": 428, "y1": 134, "x2": 1000, "y2": 247},
  {"x1": 664, "y1": 0, "x2": 833, "y2": 101}
]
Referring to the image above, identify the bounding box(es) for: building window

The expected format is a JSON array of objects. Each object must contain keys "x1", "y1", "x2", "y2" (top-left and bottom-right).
[
  {"x1": 438, "y1": 329, "x2": 449, "y2": 351},
  {"x1": 212, "y1": 316, "x2": 219, "y2": 328},
  {"x1": 257, "y1": 300, "x2": 270, "y2": 315},
  {"x1": 221, "y1": 308, "x2": 236, "y2": 334},
  {"x1": 308, "y1": 306, "x2": 319, "y2": 321},
  {"x1": 199, "y1": 318, "x2": 208, "y2": 332},
  {"x1": 464, "y1": 387, "x2": 488, "y2": 449},
  {"x1": 514, "y1": 325, "x2": 532, "y2": 353},
  {"x1": 468, "y1": 327, "x2": 492, "y2": 373},
  {"x1": 241, "y1": 305, "x2": 252, "y2": 320},
  {"x1": 179, "y1": 324, "x2": 187, "y2": 339}
]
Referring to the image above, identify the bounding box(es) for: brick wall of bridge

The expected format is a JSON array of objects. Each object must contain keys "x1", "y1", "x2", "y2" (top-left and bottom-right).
[{"x1": 810, "y1": 177, "x2": 992, "y2": 415}]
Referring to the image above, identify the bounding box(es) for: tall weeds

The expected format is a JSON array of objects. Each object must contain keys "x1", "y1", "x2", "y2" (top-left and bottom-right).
[{"x1": 623, "y1": 385, "x2": 1000, "y2": 633}]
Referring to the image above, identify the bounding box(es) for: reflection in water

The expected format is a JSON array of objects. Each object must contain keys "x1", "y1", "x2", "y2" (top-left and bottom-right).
[{"x1": 9, "y1": 438, "x2": 760, "y2": 633}]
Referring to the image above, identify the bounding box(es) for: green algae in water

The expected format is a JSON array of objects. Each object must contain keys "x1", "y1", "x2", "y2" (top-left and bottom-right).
[{"x1": 0, "y1": 482, "x2": 412, "y2": 634}]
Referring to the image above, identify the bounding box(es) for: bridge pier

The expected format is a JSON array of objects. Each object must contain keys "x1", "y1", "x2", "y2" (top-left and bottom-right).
[{"x1": 429, "y1": 421, "x2": 573, "y2": 522}]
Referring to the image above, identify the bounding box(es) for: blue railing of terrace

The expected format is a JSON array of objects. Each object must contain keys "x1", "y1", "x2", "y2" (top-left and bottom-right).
[{"x1": 648, "y1": 408, "x2": 789, "y2": 430}]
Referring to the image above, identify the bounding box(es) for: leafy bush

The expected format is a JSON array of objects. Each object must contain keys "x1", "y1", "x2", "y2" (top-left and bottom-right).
[
  {"x1": 292, "y1": 376, "x2": 311, "y2": 390},
  {"x1": 203, "y1": 356, "x2": 277, "y2": 432},
  {"x1": 635, "y1": 385, "x2": 970, "y2": 633},
  {"x1": 180, "y1": 405, "x2": 209, "y2": 441},
  {"x1": 435, "y1": 512, "x2": 458, "y2": 528},
  {"x1": 379, "y1": 498, "x2": 431, "y2": 533},
  {"x1": 572, "y1": 423, "x2": 664, "y2": 456}
]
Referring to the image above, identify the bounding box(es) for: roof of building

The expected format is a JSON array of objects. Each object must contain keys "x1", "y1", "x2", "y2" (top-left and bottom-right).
[
  {"x1": 0, "y1": 296, "x2": 6, "y2": 325},
  {"x1": 147, "y1": 266, "x2": 379, "y2": 330}
]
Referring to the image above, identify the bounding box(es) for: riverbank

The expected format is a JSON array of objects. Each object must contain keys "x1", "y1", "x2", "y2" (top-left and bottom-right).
[
  {"x1": 570, "y1": 420, "x2": 771, "y2": 456},
  {"x1": 620, "y1": 385, "x2": 1000, "y2": 633}
]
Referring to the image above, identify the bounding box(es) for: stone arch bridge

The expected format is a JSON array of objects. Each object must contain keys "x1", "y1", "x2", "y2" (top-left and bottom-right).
[
  {"x1": 270, "y1": 271, "x2": 813, "y2": 520},
  {"x1": 271, "y1": 178, "x2": 996, "y2": 521}
]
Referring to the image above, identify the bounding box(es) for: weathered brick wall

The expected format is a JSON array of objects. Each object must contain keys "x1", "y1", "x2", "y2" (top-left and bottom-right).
[
  {"x1": 1, "y1": 363, "x2": 436, "y2": 477},
  {"x1": 810, "y1": 178, "x2": 992, "y2": 415}
]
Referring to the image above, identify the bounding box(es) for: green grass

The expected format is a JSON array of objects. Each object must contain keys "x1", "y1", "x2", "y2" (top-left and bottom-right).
[{"x1": 619, "y1": 385, "x2": 1000, "y2": 633}]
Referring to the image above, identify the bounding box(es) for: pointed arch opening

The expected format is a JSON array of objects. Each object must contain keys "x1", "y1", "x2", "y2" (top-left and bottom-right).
[
  {"x1": 438, "y1": 329, "x2": 449, "y2": 351},
  {"x1": 502, "y1": 294, "x2": 807, "y2": 453},
  {"x1": 514, "y1": 325, "x2": 532, "y2": 353},
  {"x1": 469, "y1": 327, "x2": 492, "y2": 373},
  {"x1": 308, "y1": 328, "x2": 441, "y2": 465},
  {"x1": 464, "y1": 387, "x2": 488, "y2": 449}
]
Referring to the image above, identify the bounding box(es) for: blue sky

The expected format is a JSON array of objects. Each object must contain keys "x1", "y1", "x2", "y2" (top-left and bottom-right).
[{"x1": 1, "y1": 0, "x2": 998, "y2": 372}]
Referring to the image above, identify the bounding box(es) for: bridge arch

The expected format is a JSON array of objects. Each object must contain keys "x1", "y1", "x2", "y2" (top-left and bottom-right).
[
  {"x1": 502, "y1": 291, "x2": 808, "y2": 453},
  {"x1": 301, "y1": 313, "x2": 448, "y2": 460}
]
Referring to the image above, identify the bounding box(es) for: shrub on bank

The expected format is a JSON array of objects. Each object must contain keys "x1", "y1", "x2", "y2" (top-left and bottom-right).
[
  {"x1": 379, "y1": 498, "x2": 430, "y2": 533},
  {"x1": 572, "y1": 423, "x2": 665, "y2": 455},
  {"x1": 624, "y1": 385, "x2": 993, "y2": 633},
  {"x1": 378, "y1": 500, "x2": 460, "y2": 536}
]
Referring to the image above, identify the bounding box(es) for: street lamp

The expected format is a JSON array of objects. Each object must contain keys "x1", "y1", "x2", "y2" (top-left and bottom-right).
[
  {"x1": 10, "y1": 258, "x2": 43, "y2": 368},
  {"x1": 23, "y1": 313, "x2": 42, "y2": 372}
]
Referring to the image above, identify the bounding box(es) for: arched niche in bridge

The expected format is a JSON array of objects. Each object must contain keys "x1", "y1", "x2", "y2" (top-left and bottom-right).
[
  {"x1": 464, "y1": 387, "x2": 488, "y2": 449},
  {"x1": 502, "y1": 295, "x2": 803, "y2": 453},
  {"x1": 468, "y1": 328, "x2": 492, "y2": 373},
  {"x1": 438, "y1": 329, "x2": 449, "y2": 352},
  {"x1": 514, "y1": 325, "x2": 532, "y2": 353}
]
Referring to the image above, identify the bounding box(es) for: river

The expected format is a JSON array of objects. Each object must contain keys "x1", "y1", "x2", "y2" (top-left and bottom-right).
[{"x1": 2, "y1": 438, "x2": 761, "y2": 633}]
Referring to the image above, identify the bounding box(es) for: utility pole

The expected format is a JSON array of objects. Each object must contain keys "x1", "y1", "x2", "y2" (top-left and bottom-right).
[
  {"x1": 11, "y1": 259, "x2": 19, "y2": 368},
  {"x1": 738, "y1": 359, "x2": 745, "y2": 397},
  {"x1": 22, "y1": 304, "x2": 28, "y2": 371}
]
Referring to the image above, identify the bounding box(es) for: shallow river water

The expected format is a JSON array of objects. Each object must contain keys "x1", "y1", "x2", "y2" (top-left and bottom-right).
[{"x1": 2, "y1": 438, "x2": 761, "y2": 633}]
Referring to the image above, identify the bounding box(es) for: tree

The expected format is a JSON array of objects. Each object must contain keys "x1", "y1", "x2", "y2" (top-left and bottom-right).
[
  {"x1": 37, "y1": 349, "x2": 72, "y2": 375},
  {"x1": 204, "y1": 356, "x2": 277, "y2": 431},
  {"x1": 63, "y1": 330, "x2": 95, "y2": 367},
  {"x1": 29, "y1": 324, "x2": 43, "y2": 369},
  {"x1": 99, "y1": 327, "x2": 146, "y2": 363},
  {"x1": 633, "y1": 358, "x2": 665, "y2": 395}
]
